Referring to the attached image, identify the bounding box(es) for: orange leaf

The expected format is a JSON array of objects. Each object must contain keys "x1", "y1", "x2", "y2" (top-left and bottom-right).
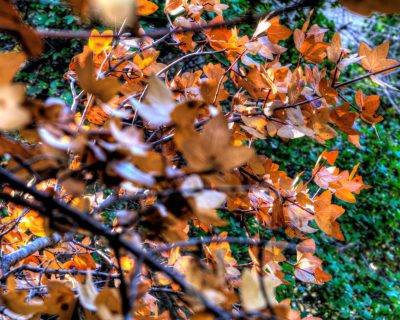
[
  {"x1": 358, "y1": 41, "x2": 398, "y2": 73},
  {"x1": 137, "y1": 0, "x2": 159, "y2": 16},
  {"x1": 314, "y1": 190, "x2": 345, "y2": 240},
  {"x1": 267, "y1": 16, "x2": 292, "y2": 43},
  {"x1": 355, "y1": 90, "x2": 383, "y2": 124}
]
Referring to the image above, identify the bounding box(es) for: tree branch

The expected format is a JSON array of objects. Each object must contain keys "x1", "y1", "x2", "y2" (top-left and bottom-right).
[
  {"x1": 1, "y1": 234, "x2": 63, "y2": 274},
  {"x1": 36, "y1": 0, "x2": 320, "y2": 40},
  {"x1": 0, "y1": 167, "x2": 232, "y2": 319}
]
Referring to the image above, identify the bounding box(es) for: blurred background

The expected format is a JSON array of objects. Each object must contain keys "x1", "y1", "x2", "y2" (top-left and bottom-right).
[{"x1": 1, "y1": 0, "x2": 399, "y2": 318}]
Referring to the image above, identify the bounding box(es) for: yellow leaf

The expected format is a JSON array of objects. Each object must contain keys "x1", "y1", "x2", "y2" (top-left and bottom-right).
[{"x1": 88, "y1": 29, "x2": 113, "y2": 55}]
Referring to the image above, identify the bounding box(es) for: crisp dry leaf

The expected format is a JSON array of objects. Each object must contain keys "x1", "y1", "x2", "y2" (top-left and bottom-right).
[
  {"x1": 300, "y1": 37, "x2": 329, "y2": 64},
  {"x1": 76, "y1": 51, "x2": 121, "y2": 102},
  {"x1": 321, "y1": 150, "x2": 339, "y2": 165},
  {"x1": 253, "y1": 18, "x2": 271, "y2": 38},
  {"x1": 295, "y1": 252, "x2": 331, "y2": 284},
  {"x1": 358, "y1": 41, "x2": 398, "y2": 73},
  {"x1": 130, "y1": 74, "x2": 176, "y2": 127}
]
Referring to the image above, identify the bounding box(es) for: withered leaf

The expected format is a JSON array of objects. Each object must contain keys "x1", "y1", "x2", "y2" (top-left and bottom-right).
[
  {"x1": 180, "y1": 114, "x2": 255, "y2": 172},
  {"x1": 76, "y1": 51, "x2": 121, "y2": 102}
]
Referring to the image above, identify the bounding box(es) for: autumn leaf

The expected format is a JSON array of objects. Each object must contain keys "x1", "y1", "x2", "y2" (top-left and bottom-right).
[
  {"x1": 327, "y1": 32, "x2": 344, "y2": 63},
  {"x1": 240, "y1": 268, "x2": 280, "y2": 312},
  {"x1": 130, "y1": 74, "x2": 176, "y2": 127},
  {"x1": 88, "y1": 29, "x2": 114, "y2": 55},
  {"x1": 181, "y1": 174, "x2": 227, "y2": 226},
  {"x1": 266, "y1": 16, "x2": 292, "y2": 43},
  {"x1": 0, "y1": 51, "x2": 27, "y2": 85},
  {"x1": 90, "y1": 0, "x2": 137, "y2": 26},
  {"x1": 321, "y1": 150, "x2": 339, "y2": 166},
  {"x1": 76, "y1": 51, "x2": 121, "y2": 102},
  {"x1": 0, "y1": 84, "x2": 30, "y2": 131},
  {"x1": 137, "y1": 0, "x2": 159, "y2": 16},
  {"x1": 314, "y1": 190, "x2": 345, "y2": 240},
  {"x1": 355, "y1": 90, "x2": 383, "y2": 124},
  {"x1": 179, "y1": 114, "x2": 255, "y2": 172},
  {"x1": 358, "y1": 41, "x2": 398, "y2": 73},
  {"x1": 0, "y1": 0, "x2": 43, "y2": 57},
  {"x1": 295, "y1": 246, "x2": 332, "y2": 284},
  {"x1": 165, "y1": 0, "x2": 185, "y2": 15}
]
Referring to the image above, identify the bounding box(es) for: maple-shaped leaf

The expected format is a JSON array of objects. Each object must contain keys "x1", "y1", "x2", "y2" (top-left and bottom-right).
[
  {"x1": 0, "y1": 0, "x2": 43, "y2": 57},
  {"x1": 88, "y1": 29, "x2": 113, "y2": 55},
  {"x1": 314, "y1": 190, "x2": 345, "y2": 240},
  {"x1": 137, "y1": 0, "x2": 159, "y2": 16},
  {"x1": 130, "y1": 74, "x2": 176, "y2": 128},
  {"x1": 358, "y1": 41, "x2": 398, "y2": 73},
  {"x1": 206, "y1": 16, "x2": 248, "y2": 59},
  {"x1": 355, "y1": 90, "x2": 383, "y2": 124},
  {"x1": 294, "y1": 29, "x2": 329, "y2": 64},
  {"x1": 76, "y1": 51, "x2": 121, "y2": 102},
  {"x1": 180, "y1": 114, "x2": 255, "y2": 172}
]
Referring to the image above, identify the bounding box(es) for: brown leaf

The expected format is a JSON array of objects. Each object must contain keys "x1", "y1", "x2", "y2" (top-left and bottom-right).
[
  {"x1": 358, "y1": 41, "x2": 398, "y2": 73},
  {"x1": 76, "y1": 51, "x2": 121, "y2": 102},
  {"x1": 0, "y1": 0, "x2": 43, "y2": 57},
  {"x1": 180, "y1": 114, "x2": 255, "y2": 172}
]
